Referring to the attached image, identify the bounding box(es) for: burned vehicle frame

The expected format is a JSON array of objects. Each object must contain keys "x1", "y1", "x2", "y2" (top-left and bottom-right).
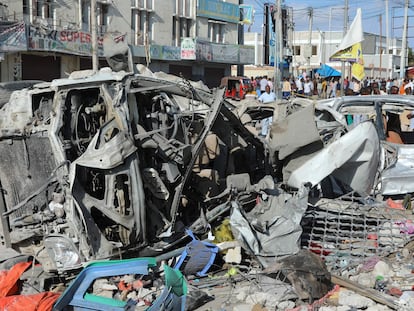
[{"x1": 0, "y1": 68, "x2": 269, "y2": 288}]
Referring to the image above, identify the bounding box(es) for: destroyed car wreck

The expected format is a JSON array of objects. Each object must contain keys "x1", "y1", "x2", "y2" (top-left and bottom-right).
[
  {"x1": 0, "y1": 66, "x2": 274, "y2": 288},
  {"x1": 1, "y1": 65, "x2": 414, "y2": 309}
]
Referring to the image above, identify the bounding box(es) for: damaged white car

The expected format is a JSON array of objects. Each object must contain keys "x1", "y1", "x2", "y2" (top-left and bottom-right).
[{"x1": 269, "y1": 95, "x2": 414, "y2": 198}]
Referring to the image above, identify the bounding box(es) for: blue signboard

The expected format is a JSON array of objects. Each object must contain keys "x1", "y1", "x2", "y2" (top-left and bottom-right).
[{"x1": 197, "y1": 0, "x2": 239, "y2": 23}]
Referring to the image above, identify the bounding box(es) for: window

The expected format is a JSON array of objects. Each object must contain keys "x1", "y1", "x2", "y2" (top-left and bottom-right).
[
  {"x1": 131, "y1": 0, "x2": 153, "y2": 45},
  {"x1": 23, "y1": 0, "x2": 53, "y2": 19},
  {"x1": 172, "y1": 17, "x2": 192, "y2": 45},
  {"x1": 81, "y1": 1, "x2": 109, "y2": 34},
  {"x1": 172, "y1": 0, "x2": 194, "y2": 46},
  {"x1": 97, "y1": 3, "x2": 109, "y2": 34},
  {"x1": 81, "y1": 0, "x2": 90, "y2": 32},
  {"x1": 35, "y1": 0, "x2": 53, "y2": 18},
  {"x1": 312, "y1": 45, "x2": 317, "y2": 56},
  {"x1": 294, "y1": 45, "x2": 301, "y2": 56},
  {"x1": 174, "y1": 0, "x2": 192, "y2": 17},
  {"x1": 131, "y1": 0, "x2": 153, "y2": 10},
  {"x1": 23, "y1": 0, "x2": 29, "y2": 15},
  {"x1": 208, "y1": 20, "x2": 225, "y2": 43}
]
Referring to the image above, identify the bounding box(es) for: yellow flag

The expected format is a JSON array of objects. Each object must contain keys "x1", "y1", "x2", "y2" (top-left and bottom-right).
[
  {"x1": 351, "y1": 42, "x2": 365, "y2": 81},
  {"x1": 330, "y1": 8, "x2": 364, "y2": 61},
  {"x1": 352, "y1": 61, "x2": 365, "y2": 81},
  {"x1": 330, "y1": 43, "x2": 362, "y2": 62}
]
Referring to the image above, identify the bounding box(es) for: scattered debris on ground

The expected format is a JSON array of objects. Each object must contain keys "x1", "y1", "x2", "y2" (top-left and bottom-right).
[{"x1": 1, "y1": 62, "x2": 414, "y2": 310}]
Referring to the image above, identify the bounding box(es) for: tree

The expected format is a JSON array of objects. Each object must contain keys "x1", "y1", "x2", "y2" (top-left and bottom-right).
[{"x1": 408, "y1": 48, "x2": 414, "y2": 66}]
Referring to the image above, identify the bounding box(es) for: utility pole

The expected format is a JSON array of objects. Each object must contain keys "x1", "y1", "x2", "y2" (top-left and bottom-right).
[
  {"x1": 385, "y1": 0, "x2": 390, "y2": 78},
  {"x1": 273, "y1": 0, "x2": 282, "y2": 98},
  {"x1": 400, "y1": 0, "x2": 409, "y2": 79},
  {"x1": 237, "y1": 0, "x2": 244, "y2": 76},
  {"x1": 341, "y1": 0, "x2": 348, "y2": 96},
  {"x1": 307, "y1": 7, "x2": 313, "y2": 75},
  {"x1": 263, "y1": 4, "x2": 269, "y2": 65},
  {"x1": 91, "y1": 0, "x2": 98, "y2": 72},
  {"x1": 379, "y1": 14, "x2": 382, "y2": 78},
  {"x1": 278, "y1": 0, "x2": 283, "y2": 82}
]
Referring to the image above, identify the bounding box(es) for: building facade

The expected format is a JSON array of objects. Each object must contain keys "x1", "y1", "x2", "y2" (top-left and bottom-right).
[
  {"x1": 242, "y1": 30, "x2": 404, "y2": 80},
  {"x1": 292, "y1": 30, "x2": 403, "y2": 79},
  {"x1": 0, "y1": 0, "x2": 254, "y2": 88}
]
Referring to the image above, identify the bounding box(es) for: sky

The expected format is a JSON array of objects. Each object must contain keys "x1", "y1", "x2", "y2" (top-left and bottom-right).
[{"x1": 243, "y1": 0, "x2": 414, "y2": 48}]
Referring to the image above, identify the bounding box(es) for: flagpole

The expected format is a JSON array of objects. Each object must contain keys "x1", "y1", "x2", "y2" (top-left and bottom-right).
[
  {"x1": 341, "y1": 0, "x2": 348, "y2": 96},
  {"x1": 274, "y1": 0, "x2": 282, "y2": 99},
  {"x1": 399, "y1": 0, "x2": 409, "y2": 80},
  {"x1": 385, "y1": 0, "x2": 390, "y2": 78}
]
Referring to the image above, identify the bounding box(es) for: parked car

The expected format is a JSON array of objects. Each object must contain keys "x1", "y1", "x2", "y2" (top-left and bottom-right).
[{"x1": 220, "y1": 76, "x2": 252, "y2": 100}]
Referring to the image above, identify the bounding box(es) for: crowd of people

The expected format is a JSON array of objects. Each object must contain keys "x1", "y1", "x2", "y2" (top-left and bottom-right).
[
  {"x1": 247, "y1": 73, "x2": 414, "y2": 139},
  {"x1": 249, "y1": 74, "x2": 414, "y2": 100}
]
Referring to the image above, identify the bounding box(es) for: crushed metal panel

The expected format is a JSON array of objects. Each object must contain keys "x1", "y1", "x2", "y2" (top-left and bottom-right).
[
  {"x1": 287, "y1": 121, "x2": 380, "y2": 196},
  {"x1": 73, "y1": 119, "x2": 137, "y2": 169},
  {"x1": 379, "y1": 143, "x2": 414, "y2": 195},
  {"x1": 230, "y1": 184, "x2": 309, "y2": 268},
  {"x1": 269, "y1": 104, "x2": 321, "y2": 160}
]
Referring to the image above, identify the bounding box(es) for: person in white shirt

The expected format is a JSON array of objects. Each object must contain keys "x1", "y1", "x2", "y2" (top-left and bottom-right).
[
  {"x1": 303, "y1": 78, "x2": 313, "y2": 96},
  {"x1": 295, "y1": 77, "x2": 303, "y2": 95},
  {"x1": 258, "y1": 85, "x2": 276, "y2": 137},
  {"x1": 259, "y1": 76, "x2": 268, "y2": 93}
]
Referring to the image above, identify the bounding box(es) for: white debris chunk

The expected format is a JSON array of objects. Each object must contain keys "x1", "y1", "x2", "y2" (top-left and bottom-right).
[{"x1": 338, "y1": 289, "x2": 375, "y2": 308}]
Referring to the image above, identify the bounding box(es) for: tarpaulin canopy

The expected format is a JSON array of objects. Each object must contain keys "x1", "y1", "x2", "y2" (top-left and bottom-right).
[{"x1": 315, "y1": 64, "x2": 341, "y2": 78}]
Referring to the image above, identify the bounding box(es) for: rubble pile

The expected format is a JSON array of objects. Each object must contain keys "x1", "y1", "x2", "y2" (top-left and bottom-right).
[{"x1": 1, "y1": 63, "x2": 414, "y2": 310}]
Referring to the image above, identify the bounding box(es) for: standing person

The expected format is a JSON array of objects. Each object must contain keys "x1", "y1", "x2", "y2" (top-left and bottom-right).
[
  {"x1": 313, "y1": 77, "x2": 319, "y2": 96},
  {"x1": 282, "y1": 77, "x2": 291, "y2": 99},
  {"x1": 303, "y1": 77, "x2": 313, "y2": 96},
  {"x1": 258, "y1": 85, "x2": 276, "y2": 137},
  {"x1": 329, "y1": 79, "x2": 337, "y2": 98},
  {"x1": 255, "y1": 77, "x2": 261, "y2": 97},
  {"x1": 259, "y1": 76, "x2": 268, "y2": 94},
  {"x1": 258, "y1": 85, "x2": 276, "y2": 103},
  {"x1": 321, "y1": 79, "x2": 328, "y2": 99},
  {"x1": 399, "y1": 79, "x2": 408, "y2": 95},
  {"x1": 251, "y1": 76, "x2": 257, "y2": 95},
  {"x1": 335, "y1": 79, "x2": 341, "y2": 97},
  {"x1": 295, "y1": 77, "x2": 303, "y2": 95},
  {"x1": 385, "y1": 78, "x2": 392, "y2": 94},
  {"x1": 267, "y1": 77, "x2": 274, "y2": 91},
  {"x1": 344, "y1": 76, "x2": 349, "y2": 91},
  {"x1": 352, "y1": 78, "x2": 361, "y2": 95}
]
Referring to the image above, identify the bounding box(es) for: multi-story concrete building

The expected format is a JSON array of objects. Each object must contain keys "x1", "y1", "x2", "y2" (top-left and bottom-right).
[
  {"x1": 0, "y1": 0, "x2": 254, "y2": 88},
  {"x1": 241, "y1": 30, "x2": 404, "y2": 80},
  {"x1": 292, "y1": 30, "x2": 403, "y2": 79}
]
